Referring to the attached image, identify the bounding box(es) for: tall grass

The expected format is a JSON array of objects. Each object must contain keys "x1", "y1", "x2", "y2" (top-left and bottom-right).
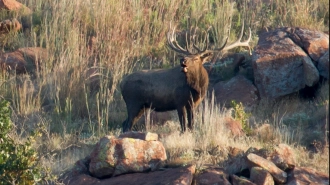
[{"x1": 0, "y1": 0, "x2": 328, "y2": 181}]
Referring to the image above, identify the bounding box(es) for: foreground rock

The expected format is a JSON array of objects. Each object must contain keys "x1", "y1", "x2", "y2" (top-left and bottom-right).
[
  {"x1": 247, "y1": 153, "x2": 287, "y2": 184},
  {"x1": 194, "y1": 167, "x2": 231, "y2": 185},
  {"x1": 252, "y1": 27, "x2": 328, "y2": 99},
  {"x1": 286, "y1": 167, "x2": 329, "y2": 185},
  {"x1": 89, "y1": 133, "x2": 167, "y2": 178},
  {"x1": 63, "y1": 163, "x2": 195, "y2": 185},
  {"x1": 0, "y1": 47, "x2": 48, "y2": 74}
]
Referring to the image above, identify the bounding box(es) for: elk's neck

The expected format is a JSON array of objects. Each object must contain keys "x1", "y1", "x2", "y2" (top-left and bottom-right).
[{"x1": 185, "y1": 66, "x2": 209, "y2": 98}]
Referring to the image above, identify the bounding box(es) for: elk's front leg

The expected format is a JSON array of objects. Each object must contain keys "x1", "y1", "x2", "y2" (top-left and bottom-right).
[{"x1": 177, "y1": 107, "x2": 186, "y2": 133}]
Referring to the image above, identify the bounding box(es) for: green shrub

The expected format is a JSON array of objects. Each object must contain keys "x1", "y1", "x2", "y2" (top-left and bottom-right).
[
  {"x1": 231, "y1": 100, "x2": 252, "y2": 135},
  {"x1": 0, "y1": 100, "x2": 49, "y2": 185}
]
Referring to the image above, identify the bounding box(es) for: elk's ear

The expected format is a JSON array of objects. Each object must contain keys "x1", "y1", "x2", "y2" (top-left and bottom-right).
[{"x1": 199, "y1": 52, "x2": 213, "y2": 64}]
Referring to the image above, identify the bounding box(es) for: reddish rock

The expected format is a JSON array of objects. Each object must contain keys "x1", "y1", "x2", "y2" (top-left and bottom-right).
[
  {"x1": 231, "y1": 174, "x2": 256, "y2": 185},
  {"x1": 247, "y1": 153, "x2": 287, "y2": 184},
  {"x1": 254, "y1": 124, "x2": 275, "y2": 142},
  {"x1": 250, "y1": 167, "x2": 274, "y2": 185},
  {"x1": 289, "y1": 28, "x2": 329, "y2": 62},
  {"x1": 286, "y1": 167, "x2": 329, "y2": 185},
  {"x1": 0, "y1": 0, "x2": 31, "y2": 13},
  {"x1": 271, "y1": 144, "x2": 295, "y2": 170},
  {"x1": 224, "y1": 154, "x2": 250, "y2": 175},
  {"x1": 318, "y1": 51, "x2": 329, "y2": 79},
  {"x1": 63, "y1": 165, "x2": 195, "y2": 185},
  {"x1": 0, "y1": 47, "x2": 48, "y2": 74},
  {"x1": 213, "y1": 75, "x2": 259, "y2": 108},
  {"x1": 194, "y1": 167, "x2": 231, "y2": 185},
  {"x1": 224, "y1": 117, "x2": 245, "y2": 137},
  {"x1": 88, "y1": 135, "x2": 166, "y2": 178},
  {"x1": 252, "y1": 27, "x2": 320, "y2": 99},
  {"x1": 0, "y1": 18, "x2": 21, "y2": 34},
  {"x1": 118, "y1": 131, "x2": 159, "y2": 141}
]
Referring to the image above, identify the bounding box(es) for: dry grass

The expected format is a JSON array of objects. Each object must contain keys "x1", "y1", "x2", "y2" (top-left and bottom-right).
[{"x1": 0, "y1": 0, "x2": 328, "y2": 182}]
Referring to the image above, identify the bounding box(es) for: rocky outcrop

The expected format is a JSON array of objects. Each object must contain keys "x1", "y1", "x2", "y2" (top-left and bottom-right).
[
  {"x1": 88, "y1": 133, "x2": 166, "y2": 178},
  {"x1": 60, "y1": 133, "x2": 329, "y2": 185},
  {"x1": 252, "y1": 27, "x2": 328, "y2": 99}
]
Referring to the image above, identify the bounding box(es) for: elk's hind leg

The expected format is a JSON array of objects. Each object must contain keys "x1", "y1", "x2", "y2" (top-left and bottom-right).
[{"x1": 122, "y1": 104, "x2": 144, "y2": 132}]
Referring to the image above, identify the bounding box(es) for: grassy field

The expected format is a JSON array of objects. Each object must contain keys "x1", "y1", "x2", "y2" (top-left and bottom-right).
[{"x1": 0, "y1": 0, "x2": 329, "y2": 183}]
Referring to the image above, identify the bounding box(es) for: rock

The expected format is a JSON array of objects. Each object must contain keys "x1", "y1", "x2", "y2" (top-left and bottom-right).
[
  {"x1": 231, "y1": 174, "x2": 256, "y2": 185},
  {"x1": 88, "y1": 135, "x2": 166, "y2": 178},
  {"x1": 213, "y1": 75, "x2": 259, "y2": 108},
  {"x1": 0, "y1": 47, "x2": 48, "y2": 74},
  {"x1": 318, "y1": 51, "x2": 329, "y2": 79},
  {"x1": 118, "y1": 131, "x2": 159, "y2": 141},
  {"x1": 62, "y1": 165, "x2": 195, "y2": 185},
  {"x1": 224, "y1": 117, "x2": 245, "y2": 138},
  {"x1": 252, "y1": 27, "x2": 320, "y2": 99},
  {"x1": 271, "y1": 144, "x2": 295, "y2": 170},
  {"x1": 224, "y1": 154, "x2": 250, "y2": 175},
  {"x1": 286, "y1": 167, "x2": 329, "y2": 185},
  {"x1": 0, "y1": 18, "x2": 21, "y2": 34},
  {"x1": 247, "y1": 153, "x2": 287, "y2": 184},
  {"x1": 250, "y1": 167, "x2": 274, "y2": 185},
  {"x1": 288, "y1": 28, "x2": 329, "y2": 62},
  {"x1": 194, "y1": 167, "x2": 231, "y2": 185},
  {"x1": 0, "y1": 0, "x2": 31, "y2": 14}
]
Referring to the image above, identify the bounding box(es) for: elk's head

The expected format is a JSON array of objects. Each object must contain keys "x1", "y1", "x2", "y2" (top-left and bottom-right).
[{"x1": 167, "y1": 22, "x2": 252, "y2": 73}]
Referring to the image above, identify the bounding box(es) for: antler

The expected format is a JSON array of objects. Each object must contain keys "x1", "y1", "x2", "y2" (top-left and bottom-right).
[
  {"x1": 167, "y1": 22, "x2": 251, "y2": 56},
  {"x1": 221, "y1": 22, "x2": 252, "y2": 54},
  {"x1": 167, "y1": 24, "x2": 192, "y2": 55},
  {"x1": 167, "y1": 23, "x2": 210, "y2": 55}
]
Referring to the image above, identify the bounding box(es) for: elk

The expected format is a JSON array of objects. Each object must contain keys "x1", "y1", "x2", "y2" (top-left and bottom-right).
[{"x1": 120, "y1": 23, "x2": 251, "y2": 133}]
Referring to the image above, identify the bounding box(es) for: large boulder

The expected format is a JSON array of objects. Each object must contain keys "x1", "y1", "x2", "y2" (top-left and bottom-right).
[
  {"x1": 0, "y1": 47, "x2": 48, "y2": 74},
  {"x1": 318, "y1": 51, "x2": 329, "y2": 79},
  {"x1": 213, "y1": 75, "x2": 259, "y2": 108},
  {"x1": 252, "y1": 27, "x2": 327, "y2": 99},
  {"x1": 88, "y1": 133, "x2": 167, "y2": 178}
]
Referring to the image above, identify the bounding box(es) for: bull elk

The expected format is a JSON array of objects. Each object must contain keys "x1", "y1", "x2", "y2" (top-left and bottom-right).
[{"x1": 120, "y1": 23, "x2": 251, "y2": 132}]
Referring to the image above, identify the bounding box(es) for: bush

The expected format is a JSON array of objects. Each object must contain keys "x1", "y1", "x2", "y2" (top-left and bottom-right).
[
  {"x1": 0, "y1": 100, "x2": 49, "y2": 185},
  {"x1": 231, "y1": 100, "x2": 252, "y2": 135}
]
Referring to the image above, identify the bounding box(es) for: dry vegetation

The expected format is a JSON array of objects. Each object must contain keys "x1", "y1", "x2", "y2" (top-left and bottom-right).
[{"x1": 0, "y1": 0, "x2": 329, "y2": 183}]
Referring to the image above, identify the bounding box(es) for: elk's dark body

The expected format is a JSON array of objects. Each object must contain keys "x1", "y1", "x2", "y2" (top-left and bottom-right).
[{"x1": 121, "y1": 58, "x2": 209, "y2": 132}]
